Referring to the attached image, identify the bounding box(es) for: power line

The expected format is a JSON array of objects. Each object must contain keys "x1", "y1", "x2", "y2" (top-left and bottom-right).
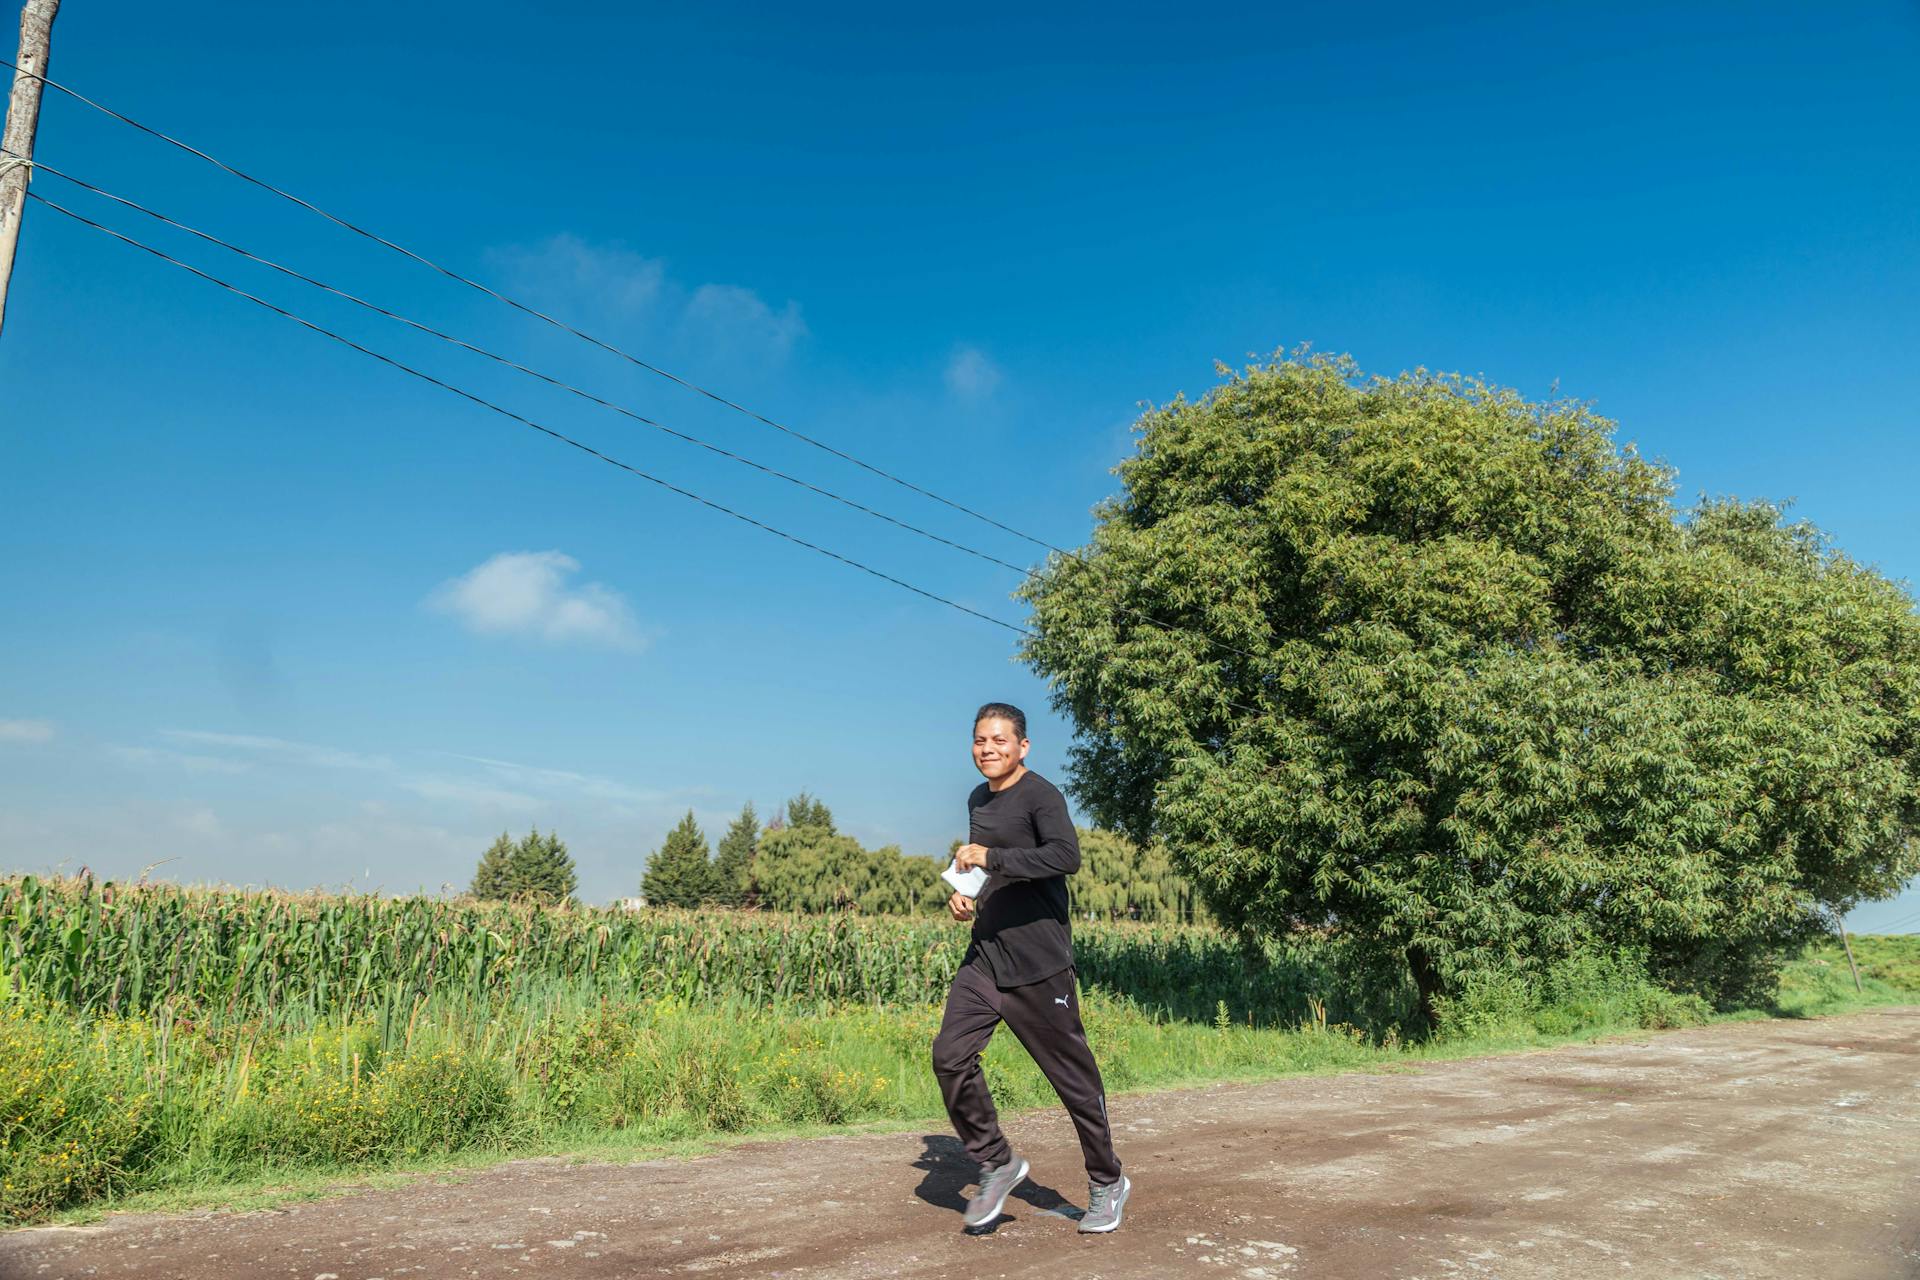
[
  {"x1": 16, "y1": 148, "x2": 1270, "y2": 669},
  {"x1": 29, "y1": 189, "x2": 1034, "y2": 638},
  {"x1": 37, "y1": 192, "x2": 1273, "y2": 719},
  {"x1": 1863, "y1": 906, "x2": 1920, "y2": 935},
  {"x1": 4, "y1": 58, "x2": 1273, "y2": 671},
  {"x1": 1, "y1": 55, "x2": 1058, "y2": 555},
  {"x1": 16, "y1": 151, "x2": 1032, "y2": 577},
  {"x1": 31, "y1": 193, "x2": 1275, "y2": 717}
]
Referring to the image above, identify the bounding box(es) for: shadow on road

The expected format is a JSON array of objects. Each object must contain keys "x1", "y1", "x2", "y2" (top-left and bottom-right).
[{"x1": 910, "y1": 1134, "x2": 1084, "y2": 1231}]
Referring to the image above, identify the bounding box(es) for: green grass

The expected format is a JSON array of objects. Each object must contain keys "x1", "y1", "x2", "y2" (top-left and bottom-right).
[
  {"x1": 6, "y1": 935, "x2": 1915, "y2": 1228},
  {"x1": 1770, "y1": 933, "x2": 1920, "y2": 1017}
]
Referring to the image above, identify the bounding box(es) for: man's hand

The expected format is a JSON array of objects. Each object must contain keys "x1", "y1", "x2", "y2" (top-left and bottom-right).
[
  {"x1": 948, "y1": 891, "x2": 976, "y2": 921},
  {"x1": 955, "y1": 843, "x2": 991, "y2": 873}
]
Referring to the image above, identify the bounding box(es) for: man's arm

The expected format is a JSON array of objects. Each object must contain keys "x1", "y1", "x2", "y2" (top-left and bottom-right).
[{"x1": 985, "y1": 789, "x2": 1080, "y2": 880}]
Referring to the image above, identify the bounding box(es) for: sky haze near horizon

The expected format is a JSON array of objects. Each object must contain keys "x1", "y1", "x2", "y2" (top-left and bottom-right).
[{"x1": 3, "y1": 2, "x2": 1917, "y2": 929}]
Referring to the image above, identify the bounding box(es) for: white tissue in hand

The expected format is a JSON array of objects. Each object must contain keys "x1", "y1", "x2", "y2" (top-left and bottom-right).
[{"x1": 941, "y1": 859, "x2": 987, "y2": 897}]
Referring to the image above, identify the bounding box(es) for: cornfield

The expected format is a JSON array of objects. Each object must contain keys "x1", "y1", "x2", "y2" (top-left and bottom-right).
[{"x1": 0, "y1": 874, "x2": 1357, "y2": 1027}]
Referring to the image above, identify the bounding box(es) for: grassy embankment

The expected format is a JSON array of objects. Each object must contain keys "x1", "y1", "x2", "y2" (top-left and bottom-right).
[{"x1": 3, "y1": 874, "x2": 1914, "y2": 1226}]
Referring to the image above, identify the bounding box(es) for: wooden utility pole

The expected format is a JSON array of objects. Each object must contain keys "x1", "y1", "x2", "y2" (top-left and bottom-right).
[
  {"x1": 0, "y1": 0, "x2": 61, "y2": 340},
  {"x1": 1838, "y1": 921, "x2": 1863, "y2": 994}
]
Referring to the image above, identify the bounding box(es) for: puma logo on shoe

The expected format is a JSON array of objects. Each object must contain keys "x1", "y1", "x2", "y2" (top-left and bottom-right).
[{"x1": 1054, "y1": 996, "x2": 1070, "y2": 1006}]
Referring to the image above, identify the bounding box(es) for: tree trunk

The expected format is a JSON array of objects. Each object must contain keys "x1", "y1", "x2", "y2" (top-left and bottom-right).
[{"x1": 1407, "y1": 944, "x2": 1444, "y2": 1033}]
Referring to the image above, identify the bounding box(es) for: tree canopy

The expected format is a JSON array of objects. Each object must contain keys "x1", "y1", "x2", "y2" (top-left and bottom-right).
[
  {"x1": 467, "y1": 828, "x2": 577, "y2": 906},
  {"x1": 640, "y1": 812, "x2": 715, "y2": 909},
  {"x1": 1074, "y1": 828, "x2": 1209, "y2": 924},
  {"x1": 468, "y1": 832, "x2": 516, "y2": 902},
  {"x1": 1017, "y1": 353, "x2": 1920, "y2": 1018},
  {"x1": 779, "y1": 792, "x2": 835, "y2": 833},
  {"x1": 710, "y1": 802, "x2": 759, "y2": 908},
  {"x1": 751, "y1": 822, "x2": 947, "y2": 915}
]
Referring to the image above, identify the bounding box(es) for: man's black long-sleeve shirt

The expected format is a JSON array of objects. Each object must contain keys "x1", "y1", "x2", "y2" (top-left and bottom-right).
[{"x1": 965, "y1": 770, "x2": 1080, "y2": 987}]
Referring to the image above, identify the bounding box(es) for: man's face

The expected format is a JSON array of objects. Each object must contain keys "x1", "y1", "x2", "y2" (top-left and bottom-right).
[{"x1": 972, "y1": 717, "x2": 1028, "y2": 781}]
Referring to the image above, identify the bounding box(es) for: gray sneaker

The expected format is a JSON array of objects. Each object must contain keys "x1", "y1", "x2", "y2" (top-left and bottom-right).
[
  {"x1": 1078, "y1": 1174, "x2": 1131, "y2": 1233},
  {"x1": 963, "y1": 1154, "x2": 1030, "y2": 1227}
]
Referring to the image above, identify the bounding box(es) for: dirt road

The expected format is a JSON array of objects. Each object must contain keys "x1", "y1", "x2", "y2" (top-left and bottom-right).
[{"x1": 5, "y1": 1007, "x2": 1917, "y2": 1280}]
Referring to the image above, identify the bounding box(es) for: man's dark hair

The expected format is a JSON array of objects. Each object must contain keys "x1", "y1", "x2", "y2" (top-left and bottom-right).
[{"x1": 973, "y1": 702, "x2": 1027, "y2": 739}]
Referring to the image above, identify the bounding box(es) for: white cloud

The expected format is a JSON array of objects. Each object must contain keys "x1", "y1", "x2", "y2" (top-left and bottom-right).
[
  {"x1": 177, "y1": 808, "x2": 225, "y2": 839},
  {"x1": 684, "y1": 284, "x2": 807, "y2": 359},
  {"x1": 159, "y1": 730, "x2": 391, "y2": 771},
  {"x1": 427, "y1": 551, "x2": 645, "y2": 649},
  {"x1": 0, "y1": 718, "x2": 54, "y2": 744},
  {"x1": 486, "y1": 233, "x2": 666, "y2": 318},
  {"x1": 398, "y1": 776, "x2": 541, "y2": 814},
  {"x1": 441, "y1": 752, "x2": 664, "y2": 806},
  {"x1": 486, "y1": 233, "x2": 806, "y2": 365},
  {"x1": 944, "y1": 346, "x2": 1002, "y2": 399},
  {"x1": 109, "y1": 745, "x2": 253, "y2": 775},
  {"x1": 443, "y1": 753, "x2": 721, "y2": 815}
]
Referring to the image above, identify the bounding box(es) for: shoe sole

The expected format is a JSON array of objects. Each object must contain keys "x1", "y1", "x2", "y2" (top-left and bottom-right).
[
  {"x1": 964, "y1": 1156, "x2": 1030, "y2": 1227},
  {"x1": 1077, "y1": 1175, "x2": 1131, "y2": 1233}
]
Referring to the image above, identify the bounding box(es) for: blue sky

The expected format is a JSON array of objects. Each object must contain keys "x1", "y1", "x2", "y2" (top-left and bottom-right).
[{"x1": 3, "y1": 2, "x2": 1916, "y2": 927}]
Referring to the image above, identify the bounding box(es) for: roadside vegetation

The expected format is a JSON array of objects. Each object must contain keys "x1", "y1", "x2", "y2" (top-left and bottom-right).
[{"x1": 4, "y1": 874, "x2": 1913, "y2": 1226}]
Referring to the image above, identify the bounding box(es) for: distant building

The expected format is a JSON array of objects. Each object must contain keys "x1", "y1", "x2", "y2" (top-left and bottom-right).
[{"x1": 618, "y1": 895, "x2": 647, "y2": 912}]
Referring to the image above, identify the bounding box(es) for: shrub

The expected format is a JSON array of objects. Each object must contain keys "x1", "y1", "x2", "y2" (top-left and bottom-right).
[
  {"x1": 377, "y1": 1045, "x2": 515, "y2": 1155},
  {"x1": 0, "y1": 1001, "x2": 161, "y2": 1222},
  {"x1": 756, "y1": 1037, "x2": 889, "y2": 1126},
  {"x1": 210, "y1": 1035, "x2": 512, "y2": 1165}
]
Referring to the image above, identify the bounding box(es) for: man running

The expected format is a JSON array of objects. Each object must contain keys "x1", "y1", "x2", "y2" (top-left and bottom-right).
[{"x1": 933, "y1": 701, "x2": 1129, "y2": 1233}]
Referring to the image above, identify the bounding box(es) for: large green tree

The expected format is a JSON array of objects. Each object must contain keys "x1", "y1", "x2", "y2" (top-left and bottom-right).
[
  {"x1": 641, "y1": 811, "x2": 715, "y2": 909},
  {"x1": 1019, "y1": 353, "x2": 1920, "y2": 1021}
]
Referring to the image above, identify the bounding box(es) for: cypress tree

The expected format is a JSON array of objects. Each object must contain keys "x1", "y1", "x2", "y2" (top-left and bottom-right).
[
  {"x1": 711, "y1": 802, "x2": 759, "y2": 907},
  {"x1": 512, "y1": 827, "x2": 578, "y2": 906},
  {"x1": 783, "y1": 791, "x2": 834, "y2": 833},
  {"x1": 469, "y1": 831, "x2": 516, "y2": 901},
  {"x1": 641, "y1": 811, "x2": 714, "y2": 908}
]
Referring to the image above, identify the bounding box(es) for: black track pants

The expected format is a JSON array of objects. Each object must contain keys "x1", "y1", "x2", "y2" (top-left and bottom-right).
[{"x1": 930, "y1": 959, "x2": 1122, "y2": 1184}]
